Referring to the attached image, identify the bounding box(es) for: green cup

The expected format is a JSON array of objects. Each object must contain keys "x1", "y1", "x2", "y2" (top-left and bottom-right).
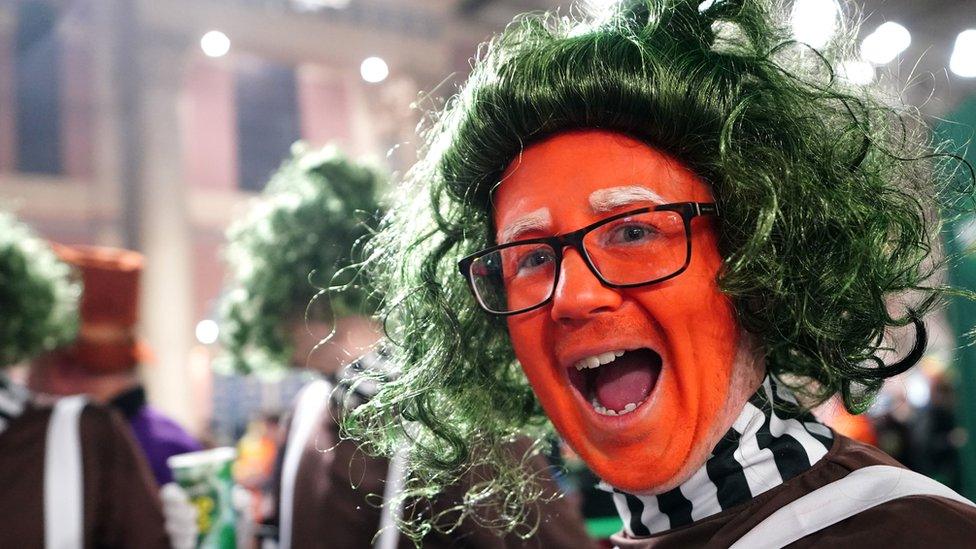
[{"x1": 168, "y1": 447, "x2": 238, "y2": 549}]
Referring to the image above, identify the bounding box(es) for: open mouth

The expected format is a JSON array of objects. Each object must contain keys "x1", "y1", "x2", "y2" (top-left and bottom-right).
[{"x1": 567, "y1": 348, "x2": 662, "y2": 417}]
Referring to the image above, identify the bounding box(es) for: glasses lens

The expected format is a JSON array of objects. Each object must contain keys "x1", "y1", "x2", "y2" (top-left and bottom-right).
[
  {"x1": 469, "y1": 243, "x2": 557, "y2": 313},
  {"x1": 583, "y1": 210, "x2": 688, "y2": 285}
]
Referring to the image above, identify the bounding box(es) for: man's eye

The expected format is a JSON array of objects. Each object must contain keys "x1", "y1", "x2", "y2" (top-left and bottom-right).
[
  {"x1": 608, "y1": 224, "x2": 657, "y2": 245},
  {"x1": 517, "y1": 249, "x2": 555, "y2": 271}
]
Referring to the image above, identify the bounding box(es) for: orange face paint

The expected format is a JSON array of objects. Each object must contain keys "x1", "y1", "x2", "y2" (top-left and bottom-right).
[{"x1": 494, "y1": 130, "x2": 742, "y2": 493}]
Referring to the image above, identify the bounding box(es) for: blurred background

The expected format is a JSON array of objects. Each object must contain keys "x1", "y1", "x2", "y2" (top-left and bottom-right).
[{"x1": 2, "y1": 0, "x2": 976, "y2": 529}]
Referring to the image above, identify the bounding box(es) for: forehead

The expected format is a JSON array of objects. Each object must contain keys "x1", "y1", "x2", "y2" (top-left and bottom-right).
[{"x1": 492, "y1": 130, "x2": 710, "y2": 226}]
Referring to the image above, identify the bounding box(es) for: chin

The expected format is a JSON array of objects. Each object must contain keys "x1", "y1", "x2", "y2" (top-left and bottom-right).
[
  {"x1": 528, "y1": 357, "x2": 686, "y2": 492},
  {"x1": 521, "y1": 338, "x2": 741, "y2": 494}
]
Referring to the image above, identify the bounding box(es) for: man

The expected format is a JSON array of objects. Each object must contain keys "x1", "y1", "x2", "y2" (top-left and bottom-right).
[
  {"x1": 30, "y1": 245, "x2": 203, "y2": 486},
  {"x1": 221, "y1": 143, "x2": 590, "y2": 547},
  {"x1": 347, "y1": 0, "x2": 976, "y2": 546},
  {"x1": 0, "y1": 211, "x2": 170, "y2": 547}
]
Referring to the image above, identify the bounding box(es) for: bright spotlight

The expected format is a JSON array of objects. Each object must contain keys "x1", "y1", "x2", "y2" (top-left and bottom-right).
[
  {"x1": 195, "y1": 319, "x2": 220, "y2": 345},
  {"x1": 291, "y1": 0, "x2": 350, "y2": 10},
  {"x1": 791, "y1": 0, "x2": 840, "y2": 49},
  {"x1": 838, "y1": 59, "x2": 875, "y2": 85},
  {"x1": 200, "y1": 30, "x2": 231, "y2": 58},
  {"x1": 360, "y1": 56, "x2": 389, "y2": 83},
  {"x1": 585, "y1": 0, "x2": 619, "y2": 19},
  {"x1": 860, "y1": 22, "x2": 911, "y2": 65},
  {"x1": 905, "y1": 373, "x2": 931, "y2": 408},
  {"x1": 950, "y1": 29, "x2": 976, "y2": 78}
]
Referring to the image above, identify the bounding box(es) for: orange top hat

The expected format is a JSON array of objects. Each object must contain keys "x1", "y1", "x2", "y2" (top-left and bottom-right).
[{"x1": 52, "y1": 244, "x2": 151, "y2": 373}]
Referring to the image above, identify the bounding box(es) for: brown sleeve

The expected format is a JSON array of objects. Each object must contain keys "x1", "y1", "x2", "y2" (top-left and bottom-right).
[
  {"x1": 792, "y1": 494, "x2": 976, "y2": 548},
  {"x1": 421, "y1": 437, "x2": 595, "y2": 549},
  {"x1": 296, "y1": 426, "x2": 387, "y2": 548},
  {"x1": 501, "y1": 438, "x2": 596, "y2": 549},
  {"x1": 80, "y1": 404, "x2": 170, "y2": 549}
]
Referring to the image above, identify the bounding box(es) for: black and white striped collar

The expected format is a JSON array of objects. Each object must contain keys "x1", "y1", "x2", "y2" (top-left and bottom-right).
[
  {"x1": 609, "y1": 375, "x2": 834, "y2": 537},
  {"x1": 0, "y1": 373, "x2": 31, "y2": 436}
]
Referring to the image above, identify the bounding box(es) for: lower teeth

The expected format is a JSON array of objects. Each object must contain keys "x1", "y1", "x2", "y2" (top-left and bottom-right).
[{"x1": 591, "y1": 398, "x2": 641, "y2": 417}]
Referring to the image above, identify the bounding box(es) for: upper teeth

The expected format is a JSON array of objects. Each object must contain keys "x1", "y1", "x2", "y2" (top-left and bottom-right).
[{"x1": 574, "y1": 350, "x2": 626, "y2": 370}]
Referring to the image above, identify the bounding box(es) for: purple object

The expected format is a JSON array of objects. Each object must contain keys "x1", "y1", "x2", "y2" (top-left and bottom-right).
[{"x1": 111, "y1": 386, "x2": 203, "y2": 485}]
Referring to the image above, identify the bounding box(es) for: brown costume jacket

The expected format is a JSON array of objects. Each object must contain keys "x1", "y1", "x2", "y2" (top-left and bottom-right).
[
  {"x1": 265, "y1": 379, "x2": 593, "y2": 548},
  {"x1": 611, "y1": 435, "x2": 976, "y2": 548},
  {"x1": 0, "y1": 401, "x2": 170, "y2": 548}
]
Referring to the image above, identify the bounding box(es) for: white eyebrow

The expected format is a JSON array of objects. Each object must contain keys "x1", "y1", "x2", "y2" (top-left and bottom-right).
[
  {"x1": 589, "y1": 186, "x2": 665, "y2": 213},
  {"x1": 498, "y1": 208, "x2": 552, "y2": 244}
]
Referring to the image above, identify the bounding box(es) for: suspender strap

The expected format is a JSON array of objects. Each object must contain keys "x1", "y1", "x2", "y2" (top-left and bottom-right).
[
  {"x1": 279, "y1": 379, "x2": 332, "y2": 549},
  {"x1": 375, "y1": 447, "x2": 408, "y2": 549},
  {"x1": 45, "y1": 395, "x2": 88, "y2": 549},
  {"x1": 730, "y1": 464, "x2": 976, "y2": 549}
]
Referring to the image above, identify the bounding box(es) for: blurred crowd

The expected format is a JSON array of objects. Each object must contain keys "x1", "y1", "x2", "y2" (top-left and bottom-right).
[{"x1": 0, "y1": 145, "x2": 596, "y2": 548}]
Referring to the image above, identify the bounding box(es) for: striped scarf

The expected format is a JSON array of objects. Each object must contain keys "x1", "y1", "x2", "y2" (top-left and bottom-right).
[
  {"x1": 0, "y1": 373, "x2": 30, "y2": 436},
  {"x1": 610, "y1": 375, "x2": 834, "y2": 537}
]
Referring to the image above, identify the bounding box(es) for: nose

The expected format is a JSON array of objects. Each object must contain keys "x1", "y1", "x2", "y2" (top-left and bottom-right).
[{"x1": 550, "y1": 249, "x2": 623, "y2": 322}]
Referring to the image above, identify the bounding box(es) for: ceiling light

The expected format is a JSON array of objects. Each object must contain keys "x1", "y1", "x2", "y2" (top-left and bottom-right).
[
  {"x1": 360, "y1": 56, "x2": 389, "y2": 83},
  {"x1": 291, "y1": 0, "x2": 350, "y2": 11},
  {"x1": 585, "y1": 0, "x2": 620, "y2": 21},
  {"x1": 200, "y1": 30, "x2": 231, "y2": 58},
  {"x1": 195, "y1": 319, "x2": 220, "y2": 345},
  {"x1": 791, "y1": 0, "x2": 841, "y2": 49},
  {"x1": 950, "y1": 29, "x2": 976, "y2": 78},
  {"x1": 860, "y1": 22, "x2": 911, "y2": 65},
  {"x1": 838, "y1": 59, "x2": 875, "y2": 85}
]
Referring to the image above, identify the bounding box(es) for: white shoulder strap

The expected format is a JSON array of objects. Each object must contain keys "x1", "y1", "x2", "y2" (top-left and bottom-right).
[
  {"x1": 279, "y1": 378, "x2": 332, "y2": 549},
  {"x1": 730, "y1": 464, "x2": 976, "y2": 549},
  {"x1": 374, "y1": 447, "x2": 408, "y2": 549},
  {"x1": 44, "y1": 395, "x2": 88, "y2": 549}
]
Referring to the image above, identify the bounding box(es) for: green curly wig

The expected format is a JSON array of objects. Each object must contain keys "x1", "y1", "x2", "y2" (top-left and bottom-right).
[
  {"x1": 346, "y1": 0, "x2": 975, "y2": 537},
  {"x1": 218, "y1": 143, "x2": 385, "y2": 376},
  {"x1": 0, "y1": 211, "x2": 80, "y2": 368}
]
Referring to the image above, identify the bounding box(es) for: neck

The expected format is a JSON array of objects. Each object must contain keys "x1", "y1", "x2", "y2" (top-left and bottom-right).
[{"x1": 609, "y1": 375, "x2": 834, "y2": 537}]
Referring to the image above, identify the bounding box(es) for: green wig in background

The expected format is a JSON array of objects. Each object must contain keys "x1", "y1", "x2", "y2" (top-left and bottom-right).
[
  {"x1": 218, "y1": 143, "x2": 385, "y2": 376},
  {"x1": 344, "y1": 0, "x2": 975, "y2": 539},
  {"x1": 0, "y1": 211, "x2": 80, "y2": 368}
]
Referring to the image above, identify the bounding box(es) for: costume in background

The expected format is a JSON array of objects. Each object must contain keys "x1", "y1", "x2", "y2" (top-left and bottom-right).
[
  {"x1": 265, "y1": 358, "x2": 590, "y2": 548},
  {"x1": 111, "y1": 385, "x2": 204, "y2": 484},
  {"x1": 0, "y1": 379, "x2": 170, "y2": 547},
  {"x1": 53, "y1": 245, "x2": 203, "y2": 486},
  {"x1": 220, "y1": 145, "x2": 593, "y2": 547},
  {"x1": 0, "y1": 212, "x2": 168, "y2": 548}
]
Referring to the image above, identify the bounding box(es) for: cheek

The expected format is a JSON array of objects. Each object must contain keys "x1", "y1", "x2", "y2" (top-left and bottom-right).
[
  {"x1": 680, "y1": 297, "x2": 739, "y2": 413},
  {"x1": 506, "y1": 315, "x2": 551, "y2": 379},
  {"x1": 634, "y1": 271, "x2": 740, "y2": 418},
  {"x1": 506, "y1": 315, "x2": 574, "y2": 418}
]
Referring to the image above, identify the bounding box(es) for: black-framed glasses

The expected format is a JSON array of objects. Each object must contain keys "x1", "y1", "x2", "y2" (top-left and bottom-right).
[{"x1": 457, "y1": 202, "x2": 719, "y2": 316}]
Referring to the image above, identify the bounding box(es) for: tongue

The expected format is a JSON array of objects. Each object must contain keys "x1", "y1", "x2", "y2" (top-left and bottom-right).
[{"x1": 595, "y1": 350, "x2": 660, "y2": 412}]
